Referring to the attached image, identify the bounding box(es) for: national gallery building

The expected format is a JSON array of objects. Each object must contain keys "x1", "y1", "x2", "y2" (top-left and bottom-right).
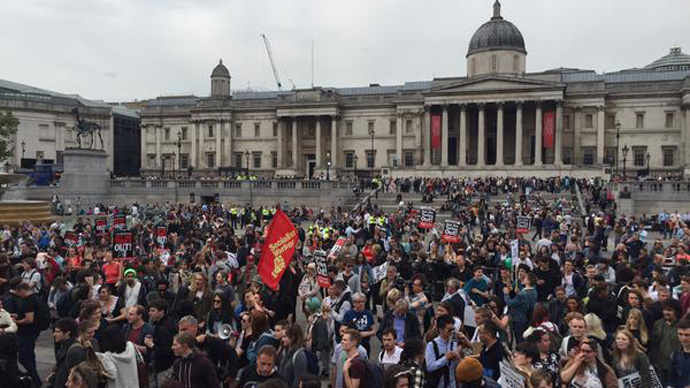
[{"x1": 139, "y1": 1, "x2": 690, "y2": 178}]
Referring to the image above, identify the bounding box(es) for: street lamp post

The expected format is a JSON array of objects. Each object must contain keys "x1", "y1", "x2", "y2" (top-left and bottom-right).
[
  {"x1": 621, "y1": 145, "x2": 629, "y2": 180},
  {"x1": 646, "y1": 152, "x2": 651, "y2": 177},
  {"x1": 160, "y1": 154, "x2": 165, "y2": 178},
  {"x1": 244, "y1": 150, "x2": 250, "y2": 176},
  {"x1": 615, "y1": 121, "x2": 621, "y2": 177},
  {"x1": 177, "y1": 132, "x2": 182, "y2": 178},
  {"x1": 172, "y1": 152, "x2": 176, "y2": 173},
  {"x1": 326, "y1": 151, "x2": 331, "y2": 181},
  {"x1": 21, "y1": 140, "x2": 26, "y2": 161},
  {"x1": 353, "y1": 154, "x2": 358, "y2": 179},
  {"x1": 369, "y1": 128, "x2": 375, "y2": 173}
]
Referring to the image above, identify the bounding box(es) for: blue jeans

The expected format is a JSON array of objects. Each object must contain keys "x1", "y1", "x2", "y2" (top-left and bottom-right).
[{"x1": 18, "y1": 332, "x2": 40, "y2": 385}]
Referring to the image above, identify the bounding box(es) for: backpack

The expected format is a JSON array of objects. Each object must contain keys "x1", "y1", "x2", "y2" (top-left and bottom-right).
[
  {"x1": 352, "y1": 357, "x2": 383, "y2": 388},
  {"x1": 293, "y1": 348, "x2": 320, "y2": 376},
  {"x1": 69, "y1": 342, "x2": 110, "y2": 388},
  {"x1": 32, "y1": 294, "x2": 51, "y2": 331},
  {"x1": 425, "y1": 340, "x2": 450, "y2": 388}
]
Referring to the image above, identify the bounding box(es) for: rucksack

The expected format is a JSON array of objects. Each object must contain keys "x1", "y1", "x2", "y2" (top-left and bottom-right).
[
  {"x1": 32, "y1": 294, "x2": 51, "y2": 331},
  {"x1": 425, "y1": 340, "x2": 450, "y2": 388},
  {"x1": 293, "y1": 348, "x2": 320, "y2": 376},
  {"x1": 352, "y1": 357, "x2": 383, "y2": 388}
]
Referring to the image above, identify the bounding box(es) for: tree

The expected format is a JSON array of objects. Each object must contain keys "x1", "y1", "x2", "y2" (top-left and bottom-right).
[{"x1": 0, "y1": 110, "x2": 19, "y2": 162}]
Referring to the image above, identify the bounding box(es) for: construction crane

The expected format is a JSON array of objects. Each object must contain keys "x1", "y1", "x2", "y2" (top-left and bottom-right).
[{"x1": 261, "y1": 34, "x2": 283, "y2": 90}]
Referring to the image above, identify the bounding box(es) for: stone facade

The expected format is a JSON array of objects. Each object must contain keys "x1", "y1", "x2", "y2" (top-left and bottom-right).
[{"x1": 139, "y1": 2, "x2": 690, "y2": 179}]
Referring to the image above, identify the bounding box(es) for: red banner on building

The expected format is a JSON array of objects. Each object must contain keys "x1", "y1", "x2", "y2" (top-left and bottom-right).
[
  {"x1": 431, "y1": 114, "x2": 442, "y2": 150},
  {"x1": 543, "y1": 111, "x2": 555, "y2": 149},
  {"x1": 258, "y1": 209, "x2": 298, "y2": 290}
]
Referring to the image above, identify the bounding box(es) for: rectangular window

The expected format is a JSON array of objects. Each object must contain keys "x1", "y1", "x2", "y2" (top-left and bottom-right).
[
  {"x1": 271, "y1": 151, "x2": 277, "y2": 168},
  {"x1": 234, "y1": 123, "x2": 242, "y2": 138},
  {"x1": 234, "y1": 152, "x2": 243, "y2": 168},
  {"x1": 636, "y1": 113, "x2": 644, "y2": 129},
  {"x1": 605, "y1": 147, "x2": 616, "y2": 165},
  {"x1": 666, "y1": 113, "x2": 675, "y2": 128},
  {"x1": 164, "y1": 128, "x2": 170, "y2": 141},
  {"x1": 272, "y1": 122, "x2": 278, "y2": 137},
  {"x1": 307, "y1": 123, "x2": 315, "y2": 137},
  {"x1": 207, "y1": 125, "x2": 214, "y2": 138},
  {"x1": 179, "y1": 154, "x2": 189, "y2": 169},
  {"x1": 633, "y1": 147, "x2": 646, "y2": 167},
  {"x1": 36, "y1": 151, "x2": 44, "y2": 161},
  {"x1": 368, "y1": 121, "x2": 375, "y2": 135},
  {"x1": 366, "y1": 150, "x2": 376, "y2": 168},
  {"x1": 605, "y1": 114, "x2": 616, "y2": 129},
  {"x1": 563, "y1": 115, "x2": 571, "y2": 131},
  {"x1": 254, "y1": 123, "x2": 261, "y2": 137},
  {"x1": 345, "y1": 121, "x2": 353, "y2": 136},
  {"x1": 663, "y1": 147, "x2": 675, "y2": 167},
  {"x1": 181, "y1": 127, "x2": 188, "y2": 140},
  {"x1": 585, "y1": 114, "x2": 593, "y2": 129},
  {"x1": 206, "y1": 152, "x2": 215, "y2": 168},
  {"x1": 583, "y1": 147, "x2": 595, "y2": 165},
  {"x1": 345, "y1": 151, "x2": 355, "y2": 168},
  {"x1": 562, "y1": 147, "x2": 572, "y2": 165},
  {"x1": 387, "y1": 150, "x2": 396, "y2": 166},
  {"x1": 253, "y1": 152, "x2": 262, "y2": 169},
  {"x1": 406, "y1": 119, "x2": 413, "y2": 134},
  {"x1": 404, "y1": 150, "x2": 414, "y2": 167},
  {"x1": 147, "y1": 154, "x2": 156, "y2": 169},
  {"x1": 389, "y1": 120, "x2": 396, "y2": 135}
]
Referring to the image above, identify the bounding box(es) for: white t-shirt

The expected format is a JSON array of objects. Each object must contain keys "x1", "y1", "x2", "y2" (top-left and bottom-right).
[{"x1": 379, "y1": 346, "x2": 403, "y2": 368}]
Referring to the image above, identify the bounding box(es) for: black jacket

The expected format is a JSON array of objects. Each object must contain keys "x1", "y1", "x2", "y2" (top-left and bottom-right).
[
  {"x1": 376, "y1": 310, "x2": 420, "y2": 342},
  {"x1": 53, "y1": 337, "x2": 77, "y2": 388},
  {"x1": 152, "y1": 314, "x2": 178, "y2": 372},
  {"x1": 172, "y1": 351, "x2": 220, "y2": 388}
]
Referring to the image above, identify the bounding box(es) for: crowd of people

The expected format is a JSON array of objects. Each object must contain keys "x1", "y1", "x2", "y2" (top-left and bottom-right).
[{"x1": 1, "y1": 175, "x2": 690, "y2": 388}]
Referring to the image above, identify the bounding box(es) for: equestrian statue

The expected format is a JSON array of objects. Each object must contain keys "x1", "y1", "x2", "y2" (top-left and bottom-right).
[{"x1": 71, "y1": 107, "x2": 104, "y2": 150}]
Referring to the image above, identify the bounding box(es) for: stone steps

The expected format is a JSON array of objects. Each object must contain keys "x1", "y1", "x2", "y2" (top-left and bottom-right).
[{"x1": 0, "y1": 201, "x2": 53, "y2": 225}]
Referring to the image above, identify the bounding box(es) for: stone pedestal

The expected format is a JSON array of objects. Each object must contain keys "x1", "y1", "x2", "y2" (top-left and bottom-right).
[{"x1": 59, "y1": 149, "x2": 109, "y2": 206}]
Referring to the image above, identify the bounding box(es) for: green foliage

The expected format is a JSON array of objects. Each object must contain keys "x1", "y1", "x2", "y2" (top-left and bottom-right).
[{"x1": 0, "y1": 111, "x2": 19, "y2": 161}]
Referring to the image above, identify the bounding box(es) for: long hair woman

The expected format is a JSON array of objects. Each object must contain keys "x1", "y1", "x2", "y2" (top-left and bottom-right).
[
  {"x1": 186, "y1": 272, "x2": 214, "y2": 329},
  {"x1": 623, "y1": 308, "x2": 649, "y2": 351},
  {"x1": 560, "y1": 338, "x2": 618, "y2": 388},
  {"x1": 206, "y1": 291, "x2": 234, "y2": 336},
  {"x1": 611, "y1": 329, "x2": 652, "y2": 387},
  {"x1": 279, "y1": 324, "x2": 309, "y2": 388}
]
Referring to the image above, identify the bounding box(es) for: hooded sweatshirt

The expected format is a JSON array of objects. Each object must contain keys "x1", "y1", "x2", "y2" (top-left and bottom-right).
[{"x1": 98, "y1": 341, "x2": 139, "y2": 388}]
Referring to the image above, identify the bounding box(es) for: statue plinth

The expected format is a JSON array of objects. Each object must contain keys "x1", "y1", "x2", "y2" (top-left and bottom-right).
[{"x1": 59, "y1": 149, "x2": 109, "y2": 205}]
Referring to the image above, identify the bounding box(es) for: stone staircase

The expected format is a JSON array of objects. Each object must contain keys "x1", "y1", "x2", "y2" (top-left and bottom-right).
[
  {"x1": 0, "y1": 200, "x2": 53, "y2": 226},
  {"x1": 370, "y1": 189, "x2": 581, "y2": 224}
]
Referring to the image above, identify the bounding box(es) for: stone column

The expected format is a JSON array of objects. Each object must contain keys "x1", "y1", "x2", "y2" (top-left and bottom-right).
[
  {"x1": 396, "y1": 113, "x2": 403, "y2": 167},
  {"x1": 198, "y1": 120, "x2": 205, "y2": 168},
  {"x1": 573, "y1": 108, "x2": 582, "y2": 164},
  {"x1": 477, "y1": 104, "x2": 486, "y2": 167},
  {"x1": 315, "y1": 117, "x2": 322, "y2": 167},
  {"x1": 441, "y1": 105, "x2": 449, "y2": 167},
  {"x1": 155, "y1": 125, "x2": 162, "y2": 168},
  {"x1": 459, "y1": 105, "x2": 467, "y2": 167},
  {"x1": 292, "y1": 118, "x2": 298, "y2": 168},
  {"x1": 276, "y1": 119, "x2": 283, "y2": 168},
  {"x1": 597, "y1": 106, "x2": 605, "y2": 165},
  {"x1": 191, "y1": 121, "x2": 198, "y2": 168},
  {"x1": 515, "y1": 102, "x2": 523, "y2": 166},
  {"x1": 415, "y1": 111, "x2": 423, "y2": 165},
  {"x1": 215, "y1": 121, "x2": 222, "y2": 168},
  {"x1": 227, "y1": 120, "x2": 233, "y2": 167},
  {"x1": 423, "y1": 107, "x2": 431, "y2": 166},
  {"x1": 555, "y1": 101, "x2": 563, "y2": 165},
  {"x1": 496, "y1": 102, "x2": 504, "y2": 166},
  {"x1": 331, "y1": 116, "x2": 338, "y2": 169},
  {"x1": 140, "y1": 124, "x2": 147, "y2": 170},
  {"x1": 535, "y1": 102, "x2": 543, "y2": 166}
]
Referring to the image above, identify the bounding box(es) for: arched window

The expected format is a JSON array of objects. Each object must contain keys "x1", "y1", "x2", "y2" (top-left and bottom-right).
[{"x1": 491, "y1": 55, "x2": 497, "y2": 72}]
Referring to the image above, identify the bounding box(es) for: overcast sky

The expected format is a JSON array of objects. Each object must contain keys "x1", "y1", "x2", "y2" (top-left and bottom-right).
[{"x1": 1, "y1": 0, "x2": 688, "y2": 102}]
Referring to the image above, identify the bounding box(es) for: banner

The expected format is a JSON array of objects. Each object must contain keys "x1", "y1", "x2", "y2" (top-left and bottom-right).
[
  {"x1": 510, "y1": 239, "x2": 519, "y2": 263},
  {"x1": 314, "y1": 250, "x2": 331, "y2": 288},
  {"x1": 617, "y1": 367, "x2": 663, "y2": 388},
  {"x1": 95, "y1": 218, "x2": 108, "y2": 236},
  {"x1": 419, "y1": 207, "x2": 436, "y2": 229},
  {"x1": 327, "y1": 237, "x2": 347, "y2": 261},
  {"x1": 431, "y1": 114, "x2": 442, "y2": 150},
  {"x1": 497, "y1": 361, "x2": 526, "y2": 388},
  {"x1": 257, "y1": 209, "x2": 299, "y2": 290},
  {"x1": 156, "y1": 226, "x2": 167, "y2": 246},
  {"x1": 113, "y1": 215, "x2": 127, "y2": 231},
  {"x1": 543, "y1": 110, "x2": 555, "y2": 149},
  {"x1": 442, "y1": 220, "x2": 461, "y2": 243},
  {"x1": 371, "y1": 261, "x2": 389, "y2": 284},
  {"x1": 516, "y1": 216, "x2": 531, "y2": 234},
  {"x1": 112, "y1": 232, "x2": 133, "y2": 260},
  {"x1": 64, "y1": 231, "x2": 78, "y2": 247}
]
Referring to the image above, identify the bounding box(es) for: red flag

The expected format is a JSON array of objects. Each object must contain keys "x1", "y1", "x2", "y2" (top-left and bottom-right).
[
  {"x1": 431, "y1": 114, "x2": 442, "y2": 150},
  {"x1": 257, "y1": 209, "x2": 298, "y2": 290}
]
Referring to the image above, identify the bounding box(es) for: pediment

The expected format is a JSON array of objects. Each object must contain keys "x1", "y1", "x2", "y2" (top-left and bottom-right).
[{"x1": 429, "y1": 76, "x2": 563, "y2": 95}]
